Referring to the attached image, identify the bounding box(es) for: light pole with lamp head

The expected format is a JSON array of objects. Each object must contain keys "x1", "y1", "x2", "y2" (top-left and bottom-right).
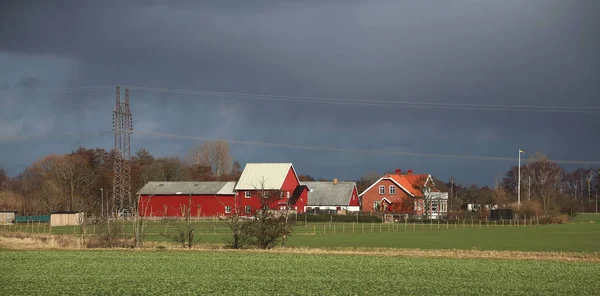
[
  {"x1": 100, "y1": 188, "x2": 104, "y2": 218},
  {"x1": 518, "y1": 149, "x2": 525, "y2": 205}
]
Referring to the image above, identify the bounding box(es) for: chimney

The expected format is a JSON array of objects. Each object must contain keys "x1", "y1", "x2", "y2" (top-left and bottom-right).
[
  {"x1": 395, "y1": 169, "x2": 401, "y2": 175},
  {"x1": 407, "y1": 169, "x2": 413, "y2": 175},
  {"x1": 333, "y1": 178, "x2": 338, "y2": 185}
]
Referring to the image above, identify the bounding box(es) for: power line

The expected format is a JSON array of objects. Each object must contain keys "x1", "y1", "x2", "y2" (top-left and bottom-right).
[
  {"x1": 5, "y1": 86, "x2": 114, "y2": 93},
  {"x1": 127, "y1": 86, "x2": 600, "y2": 114},
  {"x1": 0, "y1": 131, "x2": 112, "y2": 143},
  {"x1": 133, "y1": 131, "x2": 600, "y2": 166}
]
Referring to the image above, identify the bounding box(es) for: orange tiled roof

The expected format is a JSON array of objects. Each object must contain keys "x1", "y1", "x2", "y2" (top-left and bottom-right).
[{"x1": 385, "y1": 174, "x2": 426, "y2": 197}]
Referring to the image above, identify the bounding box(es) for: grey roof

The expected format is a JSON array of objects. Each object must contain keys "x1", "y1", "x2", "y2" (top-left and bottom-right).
[
  {"x1": 137, "y1": 181, "x2": 236, "y2": 195},
  {"x1": 301, "y1": 181, "x2": 356, "y2": 206}
]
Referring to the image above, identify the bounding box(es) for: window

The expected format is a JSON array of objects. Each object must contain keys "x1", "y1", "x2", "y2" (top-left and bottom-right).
[
  {"x1": 441, "y1": 203, "x2": 446, "y2": 212},
  {"x1": 244, "y1": 206, "x2": 251, "y2": 214},
  {"x1": 431, "y1": 203, "x2": 438, "y2": 214},
  {"x1": 225, "y1": 206, "x2": 231, "y2": 214},
  {"x1": 389, "y1": 185, "x2": 396, "y2": 194},
  {"x1": 280, "y1": 191, "x2": 284, "y2": 199},
  {"x1": 287, "y1": 192, "x2": 290, "y2": 199},
  {"x1": 379, "y1": 185, "x2": 385, "y2": 194},
  {"x1": 245, "y1": 191, "x2": 251, "y2": 198}
]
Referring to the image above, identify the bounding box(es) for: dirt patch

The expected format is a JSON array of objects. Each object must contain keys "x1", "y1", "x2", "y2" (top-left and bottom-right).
[
  {"x1": 0, "y1": 233, "x2": 79, "y2": 249},
  {"x1": 1, "y1": 234, "x2": 598, "y2": 262}
]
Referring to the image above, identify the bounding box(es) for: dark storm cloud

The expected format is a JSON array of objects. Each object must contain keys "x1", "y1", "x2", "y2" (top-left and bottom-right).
[{"x1": 1, "y1": 0, "x2": 599, "y2": 185}]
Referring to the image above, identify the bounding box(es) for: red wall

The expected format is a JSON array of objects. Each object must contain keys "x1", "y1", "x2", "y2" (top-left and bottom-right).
[
  {"x1": 348, "y1": 186, "x2": 360, "y2": 207},
  {"x1": 139, "y1": 194, "x2": 235, "y2": 217},
  {"x1": 293, "y1": 187, "x2": 308, "y2": 213}
]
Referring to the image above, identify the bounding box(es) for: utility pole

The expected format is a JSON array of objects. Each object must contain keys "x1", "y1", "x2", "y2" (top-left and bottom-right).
[
  {"x1": 449, "y1": 176, "x2": 454, "y2": 215},
  {"x1": 518, "y1": 149, "x2": 524, "y2": 205},
  {"x1": 528, "y1": 176, "x2": 531, "y2": 201}
]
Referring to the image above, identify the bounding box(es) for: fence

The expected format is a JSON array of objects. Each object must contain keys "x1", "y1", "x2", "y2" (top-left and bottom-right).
[{"x1": 15, "y1": 215, "x2": 50, "y2": 223}]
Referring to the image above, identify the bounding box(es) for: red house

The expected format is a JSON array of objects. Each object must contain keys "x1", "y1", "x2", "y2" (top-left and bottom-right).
[
  {"x1": 359, "y1": 169, "x2": 438, "y2": 216},
  {"x1": 234, "y1": 163, "x2": 308, "y2": 214},
  {"x1": 137, "y1": 181, "x2": 236, "y2": 217}
]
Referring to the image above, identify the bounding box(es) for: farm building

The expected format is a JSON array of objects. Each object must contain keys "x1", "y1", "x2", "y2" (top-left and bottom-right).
[
  {"x1": 302, "y1": 179, "x2": 360, "y2": 212},
  {"x1": 50, "y1": 212, "x2": 84, "y2": 226},
  {"x1": 137, "y1": 181, "x2": 236, "y2": 217},
  {"x1": 359, "y1": 169, "x2": 448, "y2": 218},
  {"x1": 0, "y1": 210, "x2": 17, "y2": 224},
  {"x1": 137, "y1": 163, "x2": 309, "y2": 217},
  {"x1": 234, "y1": 163, "x2": 308, "y2": 214}
]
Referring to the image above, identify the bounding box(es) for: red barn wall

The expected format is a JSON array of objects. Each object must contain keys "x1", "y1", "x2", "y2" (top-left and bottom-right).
[
  {"x1": 139, "y1": 194, "x2": 235, "y2": 217},
  {"x1": 348, "y1": 187, "x2": 360, "y2": 207}
]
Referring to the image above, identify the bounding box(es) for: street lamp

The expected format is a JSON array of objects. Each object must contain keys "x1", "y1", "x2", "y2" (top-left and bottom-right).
[
  {"x1": 518, "y1": 149, "x2": 525, "y2": 205},
  {"x1": 100, "y1": 188, "x2": 104, "y2": 218}
]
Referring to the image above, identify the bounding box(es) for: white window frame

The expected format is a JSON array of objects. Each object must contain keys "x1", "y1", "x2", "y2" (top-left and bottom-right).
[
  {"x1": 225, "y1": 206, "x2": 231, "y2": 214},
  {"x1": 379, "y1": 185, "x2": 385, "y2": 194},
  {"x1": 389, "y1": 185, "x2": 396, "y2": 194},
  {"x1": 245, "y1": 191, "x2": 251, "y2": 198},
  {"x1": 287, "y1": 191, "x2": 290, "y2": 199},
  {"x1": 244, "y1": 205, "x2": 251, "y2": 213}
]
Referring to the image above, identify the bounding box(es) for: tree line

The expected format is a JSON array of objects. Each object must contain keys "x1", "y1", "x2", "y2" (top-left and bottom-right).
[
  {"x1": 1, "y1": 144, "x2": 598, "y2": 217},
  {"x1": 352, "y1": 152, "x2": 599, "y2": 217},
  {"x1": 0, "y1": 140, "x2": 242, "y2": 216}
]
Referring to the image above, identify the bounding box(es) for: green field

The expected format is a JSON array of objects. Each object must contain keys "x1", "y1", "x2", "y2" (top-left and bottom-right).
[
  {"x1": 0, "y1": 249, "x2": 598, "y2": 295},
  {"x1": 3, "y1": 217, "x2": 600, "y2": 253}
]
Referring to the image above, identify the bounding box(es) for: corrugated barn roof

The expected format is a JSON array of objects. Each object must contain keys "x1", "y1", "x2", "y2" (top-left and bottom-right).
[{"x1": 137, "y1": 181, "x2": 236, "y2": 195}]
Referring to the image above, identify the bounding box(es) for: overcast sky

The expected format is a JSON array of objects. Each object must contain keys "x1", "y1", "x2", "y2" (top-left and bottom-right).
[{"x1": 1, "y1": 0, "x2": 599, "y2": 186}]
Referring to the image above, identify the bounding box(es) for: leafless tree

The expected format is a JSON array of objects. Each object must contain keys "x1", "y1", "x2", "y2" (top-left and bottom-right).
[
  {"x1": 160, "y1": 195, "x2": 199, "y2": 248},
  {"x1": 187, "y1": 140, "x2": 232, "y2": 180},
  {"x1": 131, "y1": 193, "x2": 152, "y2": 248},
  {"x1": 527, "y1": 152, "x2": 565, "y2": 215},
  {"x1": 241, "y1": 178, "x2": 295, "y2": 249}
]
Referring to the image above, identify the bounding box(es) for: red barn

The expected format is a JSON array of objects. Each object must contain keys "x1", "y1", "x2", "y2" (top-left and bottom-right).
[
  {"x1": 234, "y1": 163, "x2": 308, "y2": 214},
  {"x1": 137, "y1": 181, "x2": 236, "y2": 217},
  {"x1": 137, "y1": 163, "x2": 309, "y2": 217}
]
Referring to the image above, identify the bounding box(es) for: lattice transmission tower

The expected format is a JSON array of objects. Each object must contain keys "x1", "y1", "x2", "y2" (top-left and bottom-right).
[{"x1": 112, "y1": 86, "x2": 133, "y2": 216}]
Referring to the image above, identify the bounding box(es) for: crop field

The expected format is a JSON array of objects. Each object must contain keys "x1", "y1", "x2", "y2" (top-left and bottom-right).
[
  {"x1": 2, "y1": 217, "x2": 599, "y2": 252},
  {"x1": 0, "y1": 249, "x2": 598, "y2": 295}
]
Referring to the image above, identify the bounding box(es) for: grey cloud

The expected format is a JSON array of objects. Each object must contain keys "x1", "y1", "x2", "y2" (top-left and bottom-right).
[
  {"x1": 0, "y1": 0, "x2": 599, "y2": 185},
  {"x1": 14, "y1": 77, "x2": 42, "y2": 89}
]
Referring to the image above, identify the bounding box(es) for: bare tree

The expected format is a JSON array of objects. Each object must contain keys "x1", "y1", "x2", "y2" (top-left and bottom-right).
[
  {"x1": 187, "y1": 140, "x2": 232, "y2": 180},
  {"x1": 160, "y1": 195, "x2": 199, "y2": 248},
  {"x1": 131, "y1": 193, "x2": 152, "y2": 248},
  {"x1": 527, "y1": 153, "x2": 564, "y2": 215},
  {"x1": 241, "y1": 179, "x2": 295, "y2": 249}
]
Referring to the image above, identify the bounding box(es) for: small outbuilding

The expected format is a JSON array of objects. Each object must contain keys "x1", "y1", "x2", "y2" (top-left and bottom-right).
[
  {"x1": 50, "y1": 212, "x2": 84, "y2": 227},
  {"x1": 0, "y1": 210, "x2": 17, "y2": 224},
  {"x1": 302, "y1": 179, "x2": 360, "y2": 212}
]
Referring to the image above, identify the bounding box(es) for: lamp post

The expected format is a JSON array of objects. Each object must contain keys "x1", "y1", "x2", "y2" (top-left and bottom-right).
[
  {"x1": 595, "y1": 189, "x2": 598, "y2": 214},
  {"x1": 518, "y1": 149, "x2": 525, "y2": 205},
  {"x1": 100, "y1": 188, "x2": 104, "y2": 218}
]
